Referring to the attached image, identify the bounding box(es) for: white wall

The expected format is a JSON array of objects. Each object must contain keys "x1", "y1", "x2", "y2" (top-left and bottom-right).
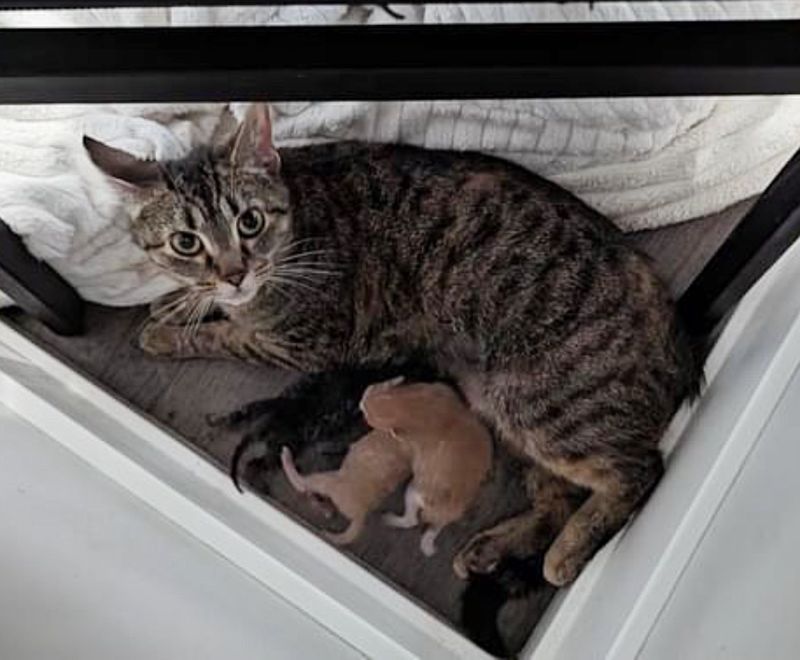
[
  {"x1": 0, "y1": 402, "x2": 362, "y2": 660},
  {"x1": 640, "y1": 365, "x2": 800, "y2": 660}
]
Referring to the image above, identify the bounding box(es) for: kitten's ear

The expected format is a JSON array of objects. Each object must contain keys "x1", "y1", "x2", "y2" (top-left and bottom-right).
[
  {"x1": 83, "y1": 136, "x2": 163, "y2": 189},
  {"x1": 229, "y1": 103, "x2": 281, "y2": 176},
  {"x1": 362, "y1": 393, "x2": 401, "y2": 432}
]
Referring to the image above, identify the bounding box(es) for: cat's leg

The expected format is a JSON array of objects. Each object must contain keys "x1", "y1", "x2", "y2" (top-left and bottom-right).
[
  {"x1": 453, "y1": 464, "x2": 581, "y2": 579},
  {"x1": 540, "y1": 449, "x2": 663, "y2": 586},
  {"x1": 326, "y1": 517, "x2": 366, "y2": 546},
  {"x1": 382, "y1": 484, "x2": 423, "y2": 529},
  {"x1": 139, "y1": 320, "x2": 256, "y2": 362}
]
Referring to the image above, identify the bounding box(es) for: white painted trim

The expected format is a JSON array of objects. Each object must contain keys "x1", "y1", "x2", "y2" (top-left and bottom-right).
[
  {"x1": 610, "y1": 324, "x2": 800, "y2": 660},
  {"x1": 0, "y1": 324, "x2": 489, "y2": 660}
]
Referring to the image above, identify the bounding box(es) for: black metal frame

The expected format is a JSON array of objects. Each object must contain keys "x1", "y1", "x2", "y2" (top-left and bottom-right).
[
  {"x1": 0, "y1": 222, "x2": 84, "y2": 335},
  {"x1": 3, "y1": 21, "x2": 800, "y2": 103},
  {"x1": 2, "y1": 2, "x2": 800, "y2": 338}
]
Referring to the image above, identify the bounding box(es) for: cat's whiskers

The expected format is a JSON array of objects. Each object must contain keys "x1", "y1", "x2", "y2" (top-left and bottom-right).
[
  {"x1": 253, "y1": 250, "x2": 341, "y2": 298},
  {"x1": 260, "y1": 273, "x2": 324, "y2": 296},
  {"x1": 145, "y1": 293, "x2": 195, "y2": 333},
  {"x1": 275, "y1": 248, "x2": 338, "y2": 266},
  {"x1": 181, "y1": 293, "x2": 215, "y2": 342},
  {"x1": 273, "y1": 236, "x2": 330, "y2": 258},
  {"x1": 148, "y1": 284, "x2": 217, "y2": 328}
]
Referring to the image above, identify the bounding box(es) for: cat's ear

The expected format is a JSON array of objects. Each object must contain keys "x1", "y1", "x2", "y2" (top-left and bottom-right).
[
  {"x1": 83, "y1": 136, "x2": 163, "y2": 190},
  {"x1": 210, "y1": 104, "x2": 240, "y2": 150},
  {"x1": 229, "y1": 103, "x2": 281, "y2": 176}
]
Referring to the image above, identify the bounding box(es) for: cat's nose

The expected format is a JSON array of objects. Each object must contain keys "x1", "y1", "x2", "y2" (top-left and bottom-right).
[{"x1": 225, "y1": 271, "x2": 247, "y2": 287}]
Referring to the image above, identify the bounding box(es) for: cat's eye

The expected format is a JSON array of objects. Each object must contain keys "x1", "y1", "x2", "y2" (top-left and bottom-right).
[
  {"x1": 237, "y1": 210, "x2": 265, "y2": 238},
  {"x1": 169, "y1": 231, "x2": 203, "y2": 257}
]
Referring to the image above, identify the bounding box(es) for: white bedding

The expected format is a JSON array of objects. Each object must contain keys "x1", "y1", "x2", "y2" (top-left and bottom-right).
[{"x1": 2, "y1": 2, "x2": 800, "y2": 308}]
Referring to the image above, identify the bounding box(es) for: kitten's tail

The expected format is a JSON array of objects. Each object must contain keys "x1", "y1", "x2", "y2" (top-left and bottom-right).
[
  {"x1": 460, "y1": 555, "x2": 546, "y2": 658},
  {"x1": 281, "y1": 446, "x2": 308, "y2": 494}
]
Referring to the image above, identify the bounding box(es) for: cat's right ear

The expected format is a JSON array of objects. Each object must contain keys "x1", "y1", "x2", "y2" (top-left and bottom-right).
[
  {"x1": 228, "y1": 103, "x2": 281, "y2": 176},
  {"x1": 83, "y1": 136, "x2": 163, "y2": 190}
]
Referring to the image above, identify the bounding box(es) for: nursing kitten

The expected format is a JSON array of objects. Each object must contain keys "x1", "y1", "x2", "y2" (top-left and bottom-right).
[
  {"x1": 364, "y1": 378, "x2": 492, "y2": 556},
  {"x1": 204, "y1": 360, "x2": 441, "y2": 489},
  {"x1": 281, "y1": 434, "x2": 409, "y2": 546},
  {"x1": 281, "y1": 378, "x2": 492, "y2": 554},
  {"x1": 84, "y1": 103, "x2": 702, "y2": 587}
]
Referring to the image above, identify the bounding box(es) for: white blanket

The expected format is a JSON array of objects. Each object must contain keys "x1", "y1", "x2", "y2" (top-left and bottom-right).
[{"x1": 2, "y1": 2, "x2": 800, "y2": 308}]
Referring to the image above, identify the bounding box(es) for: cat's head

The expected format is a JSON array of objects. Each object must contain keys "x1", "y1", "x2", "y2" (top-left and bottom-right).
[{"x1": 84, "y1": 103, "x2": 291, "y2": 307}]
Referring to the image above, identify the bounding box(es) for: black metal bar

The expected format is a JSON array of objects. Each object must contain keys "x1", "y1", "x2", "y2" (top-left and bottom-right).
[
  {"x1": 0, "y1": 221, "x2": 84, "y2": 335},
  {"x1": 679, "y1": 145, "x2": 800, "y2": 336},
  {"x1": 2, "y1": 21, "x2": 800, "y2": 103}
]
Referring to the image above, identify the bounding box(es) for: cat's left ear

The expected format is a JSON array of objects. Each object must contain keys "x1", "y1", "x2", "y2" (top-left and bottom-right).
[
  {"x1": 83, "y1": 136, "x2": 164, "y2": 190},
  {"x1": 229, "y1": 103, "x2": 281, "y2": 176}
]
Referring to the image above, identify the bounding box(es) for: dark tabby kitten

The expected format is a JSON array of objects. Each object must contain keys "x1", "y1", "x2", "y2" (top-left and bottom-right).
[{"x1": 84, "y1": 103, "x2": 702, "y2": 588}]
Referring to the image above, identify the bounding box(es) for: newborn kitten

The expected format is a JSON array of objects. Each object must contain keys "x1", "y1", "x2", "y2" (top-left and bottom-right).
[
  {"x1": 281, "y1": 378, "x2": 492, "y2": 553},
  {"x1": 281, "y1": 433, "x2": 409, "y2": 546},
  {"x1": 364, "y1": 379, "x2": 493, "y2": 556}
]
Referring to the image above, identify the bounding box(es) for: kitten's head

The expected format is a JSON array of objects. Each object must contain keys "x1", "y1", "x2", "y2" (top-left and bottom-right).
[
  {"x1": 84, "y1": 103, "x2": 291, "y2": 307},
  {"x1": 362, "y1": 381, "x2": 463, "y2": 434}
]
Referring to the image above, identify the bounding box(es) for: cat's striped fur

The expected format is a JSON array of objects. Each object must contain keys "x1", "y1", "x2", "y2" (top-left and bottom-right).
[{"x1": 85, "y1": 104, "x2": 702, "y2": 590}]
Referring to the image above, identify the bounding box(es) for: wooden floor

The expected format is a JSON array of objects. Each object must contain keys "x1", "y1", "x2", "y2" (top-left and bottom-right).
[{"x1": 1, "y1": 198, "x2": 748, "y2": 654}]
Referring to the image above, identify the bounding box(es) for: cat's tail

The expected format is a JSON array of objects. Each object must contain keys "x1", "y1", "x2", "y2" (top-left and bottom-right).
[
  {"x1": 460, "y1": 555, "x2": 546, "y2": 658},
  {"x1": 229, "y1": 433, "x2": 269, "y2": 493},
  {"x1": 673, "y1": 316, "x2": 710, "y2": 404}
]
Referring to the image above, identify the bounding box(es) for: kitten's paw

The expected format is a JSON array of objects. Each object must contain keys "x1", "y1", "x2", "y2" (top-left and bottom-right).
[
  {"x1": 453, "y1": 529, "x2": 510, "y2": 579},
  {"x1": 420, "y1": 529, "x2": 439, "y2": 557},
  {"x1": 381, "y1": 512, "x2": 418, "y2": 529},
  {"x1": 308, "y1": 493, "x2": 338, "y2": 519},
  {"x1": 543, "y1": 544, "x2": 584, "y2": 587},
  {"x1": 139, "y1": 324, "x2": 179, "y2": 357},
  {"x1": 421, "y1": 538, "x2": 437, "y2": 557}
]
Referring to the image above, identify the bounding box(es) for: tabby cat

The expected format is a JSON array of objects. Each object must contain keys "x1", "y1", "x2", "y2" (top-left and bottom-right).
[{"x1": 84, "y1": 103, "x2": 701, "y2": 588}]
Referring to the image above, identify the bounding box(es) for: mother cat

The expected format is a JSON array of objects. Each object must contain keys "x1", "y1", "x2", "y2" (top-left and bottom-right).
[{"x1": 84, "y1": 103, "x2": 701, "y2": 587}]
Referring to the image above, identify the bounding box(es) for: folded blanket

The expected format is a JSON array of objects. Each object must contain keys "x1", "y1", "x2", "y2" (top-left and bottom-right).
[{"x1": 2, "y1": 2, "x2": 800, "y2": 308}]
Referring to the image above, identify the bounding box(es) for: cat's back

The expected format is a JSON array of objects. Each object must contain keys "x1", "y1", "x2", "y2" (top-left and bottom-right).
[{"x1": 282, "y1": 140, "x2": 614, "y2": 230}]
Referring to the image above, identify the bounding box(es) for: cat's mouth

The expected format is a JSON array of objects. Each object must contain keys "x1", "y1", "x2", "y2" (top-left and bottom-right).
[{"x1": 214, "y1": 272, "x2": 260, "y2": 307}]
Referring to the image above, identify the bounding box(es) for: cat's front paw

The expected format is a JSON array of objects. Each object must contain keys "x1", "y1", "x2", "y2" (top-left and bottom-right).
[{"x1": 139, "y1": 324, "x2": 180, "y2": 357}]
